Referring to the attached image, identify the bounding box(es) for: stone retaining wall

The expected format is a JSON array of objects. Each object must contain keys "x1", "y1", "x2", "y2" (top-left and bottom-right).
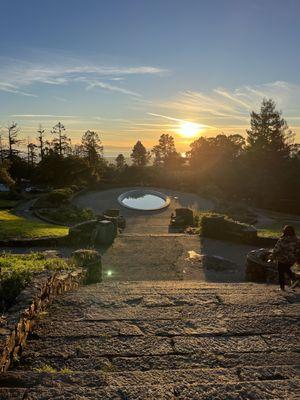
[{"x1": 0, "y1": 268, "x2": 86, "y2": 372}]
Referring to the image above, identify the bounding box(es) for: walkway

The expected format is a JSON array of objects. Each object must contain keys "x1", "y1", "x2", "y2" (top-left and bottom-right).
[{"x1": 1, "y1": 281, "x2": 299, "y2": 399}]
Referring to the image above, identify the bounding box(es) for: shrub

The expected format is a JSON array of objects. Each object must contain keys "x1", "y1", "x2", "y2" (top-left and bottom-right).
[
  {"x1": 39, "y1": 205, "x2": 95, "y2": 224},
  {"x1": 0, "y1": 253, "x2": 74, "y2": 311},
  {"x1": 42, "y1": 188, "x2": 73, "y2": 207},
  {"x1": 215, "y1": 201, "x2": 257, "y2": 224},
  {"x1": 200, "y1": 212, "x2": 257, "y2": 244},
  {"x1": 68, "y1": 185, "x2": 80, "y2": 193}
]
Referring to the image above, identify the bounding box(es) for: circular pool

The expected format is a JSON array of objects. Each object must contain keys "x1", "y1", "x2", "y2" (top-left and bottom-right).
[{"x1": 118, "y1": 189, "x2": 170, "y2": 211}]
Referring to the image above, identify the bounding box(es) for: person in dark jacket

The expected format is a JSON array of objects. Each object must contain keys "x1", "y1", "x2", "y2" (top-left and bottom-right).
[{"x1": 271, "y1": 225, "x2": 300, "y2": 290}]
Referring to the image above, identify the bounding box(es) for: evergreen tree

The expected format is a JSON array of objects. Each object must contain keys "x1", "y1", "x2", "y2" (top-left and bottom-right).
[
  {"x1": 27, "y1": 142, "x2": 37, "y2": 166},
  {"x1": 131, "y1": 140, "x2": 150, "y2": 167},
  {"x1": 51, "y1": 122, "x2": 71, "y2": 156},
  {"x1": 36, "y1": 124, "x2": 46, "y2": 160},
  {"x1": 81, "y1": 130, "x2": 103, "y2": 170},
  {"x1": 246, "y1": 98, "x2": 294, "y2": 160},
  {"x1": 151, "y1": 134, "x2": 178, "y2": 166},
  {"x1": 115, "y1": 153, "x2": 126, "y2": 169},
  {"x1": 7, "y1": 122, "x2": 21, "y2": 161}
]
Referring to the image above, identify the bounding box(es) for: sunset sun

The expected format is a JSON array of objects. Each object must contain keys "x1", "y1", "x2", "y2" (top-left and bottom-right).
[{"x1": 179, "y1": 121, "x2": 202, "y2": 138}]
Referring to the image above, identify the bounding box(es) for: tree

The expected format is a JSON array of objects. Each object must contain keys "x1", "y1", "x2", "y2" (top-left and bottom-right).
[
  {"x1": 151, "y1": 134, "x2": 179, "y2": 166},
  {"x1": 246, "y1": 98, "x2": 294, "y2": 160},
  {"x1": 7, "y1": 122, "x2": 21, "y2": 161},
  {"x1": 188, "y1": 134, "x2": 244, "y2": 170},
  {"x1": 37, "y1": 124, "x2": 46, "y2": 160},
  {"x1": 243, "y1": 99, "x2": 296, "y2": 206},
  {"x1": 0, "y1": 134, "x2": 5, "y2": 163},
  {"x1": 81, "y1": 130, "x2": 103, "y2": 170},
  {"x1": 27, "y1": 142, "x2": 37, "y2": 166},
  {"x1": 115, "y1": 153, "x2": 126, "y2": 169},
  {"x1": 131, "y1": 140, "x2": 150, "y2": 167},
  {"x1": 51, "y1": 122, "x2": 71, "y2": 156},
  {"x1": 0, "y1": 160, "x2": 15, "y2": 188}
]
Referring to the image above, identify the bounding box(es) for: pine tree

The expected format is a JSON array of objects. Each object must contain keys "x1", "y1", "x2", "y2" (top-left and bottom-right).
[
  {"x1": 246, "y1": 98, "x2": 294, "y2": 160},
  {"x1": 7, "y1": 122, "x2": 21, "y2": 160},
  {"x1": 115, "y1": 153, "x2": 126, "y2": 169},
  {"x1": 37, "y1": 124, "x2": 46, "y2": 160},
  {"x1": 81, "y1": 130, "x2": 103, "y2": 169},
  {"x1": 151, "y1": 134, "x2": 178, "y2": 166},
  {"x1": 51, "y1": 122, "x2": 71, "y2": 156},
  {"x1": 131, "y1": 141, "x2": 150, "y2": 167}
]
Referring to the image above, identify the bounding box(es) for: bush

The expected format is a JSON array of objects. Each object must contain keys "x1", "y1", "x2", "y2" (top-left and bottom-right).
[
  {"x1": 0, "y1": 253, "x2": 74, "y2": 310},
  {"x1": 39, "y1": 205, "x2": 95, "y2": 224},
  {"x1": 215, "y1": 201, "x2": 257, "y2": 224},
  {"x1": 200, "y1": 212, "x2": 257, "y2": 244},
  {"x1": 68, "y1": 185, "x2": 80, "y2": 193},
  {"x1": 42, "y1": 188, "x2": 73, "y2": 207}
]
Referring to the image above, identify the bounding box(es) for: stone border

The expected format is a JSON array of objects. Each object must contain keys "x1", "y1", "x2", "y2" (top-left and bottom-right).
[
  {"x1": 118, "y1": 189, "x2": 171, "y2": 211},
  {"x1": 0, "y1": 268, "x2": 86, "y2": 372}
]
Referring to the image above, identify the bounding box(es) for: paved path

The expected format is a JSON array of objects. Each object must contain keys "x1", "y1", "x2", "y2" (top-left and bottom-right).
[
  {"x1": 1, "y1": 281, "x2": 299, "y2": 399},
  {"x1": 73, "y1": 187, "x2": 214, "y2": 234}
]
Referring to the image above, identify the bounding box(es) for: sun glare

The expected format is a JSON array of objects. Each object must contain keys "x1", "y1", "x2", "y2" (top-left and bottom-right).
[{"x1": 179, "y1": 121, "x2": 202, "y2": 138}]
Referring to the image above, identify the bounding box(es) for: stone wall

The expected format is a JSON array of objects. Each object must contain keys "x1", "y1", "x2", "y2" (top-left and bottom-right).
[{"x1": 0, "y1": 268, "x2": 86, "y2": 372}]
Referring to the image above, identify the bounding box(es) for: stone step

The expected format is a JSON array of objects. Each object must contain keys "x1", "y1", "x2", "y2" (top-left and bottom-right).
[
  {"x1": 18, "y1": 350, "x2": 300, "y2": 373},
  {"x1": 0, "y1": 371, "x2": 299, "y2": 400},
  {"x1": 18, "y1": 333, "x2": 299, "y2": 360},
  {"x1": 1, "y1": 365, "x2": 299, "y2": 388},
  {"x1": 4, "y1": 280, "x2": 298, "y2": 399},
  {"x1": 25, "y1": 315, "x2": 299, "y2": 338}
]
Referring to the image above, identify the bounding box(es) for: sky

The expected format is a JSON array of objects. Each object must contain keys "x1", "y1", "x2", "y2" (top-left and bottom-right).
[{"x1": 0, "y1": 0, "x2": 300, "y2": 157}]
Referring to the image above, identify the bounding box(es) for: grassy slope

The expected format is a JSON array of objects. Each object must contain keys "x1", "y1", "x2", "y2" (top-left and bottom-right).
[
  {"x1": 0, "y1": 253, "x2": 73, "y2": 309},
  {"x1": 0, "y1": 209, "x2": 68, "y2": 240},
  {"x1": 258, "y1": 223, "x2": 300, "y2": 238}
]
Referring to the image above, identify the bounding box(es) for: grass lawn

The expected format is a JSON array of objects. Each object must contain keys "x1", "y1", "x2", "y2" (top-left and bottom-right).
[{"x1": 0, "y1": 209, "x2": 68, "y2": 240}]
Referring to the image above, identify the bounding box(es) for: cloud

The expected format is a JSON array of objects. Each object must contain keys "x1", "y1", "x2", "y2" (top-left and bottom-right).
[
  {"x1": 158, "y1": 81, "x2": 300, "y2": 125},
  {"x1": 10, "y1": 114, "x2": 78, "y2": 118},
  {"x1": 84, "y1": 80, "x2": 141, "y2": 97},
  {"x1": 148, "y1": 112, "x2": 210, "y2": 128},
  {"x1": 0, "y1": 82, "x2": 38, "y2": 97},
  {"x1": 0, "y1": 55, "x2": 167, "y2": 98}
]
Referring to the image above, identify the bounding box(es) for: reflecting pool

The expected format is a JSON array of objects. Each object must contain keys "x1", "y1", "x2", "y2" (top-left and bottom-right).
[{"x1": 118, "y1": 190, "x2": 170, "y2": 211}]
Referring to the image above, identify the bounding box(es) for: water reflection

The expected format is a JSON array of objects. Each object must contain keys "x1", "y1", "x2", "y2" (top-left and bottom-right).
[{"x1": 122, "y1": 193, "x2": 166, "y2": 210}]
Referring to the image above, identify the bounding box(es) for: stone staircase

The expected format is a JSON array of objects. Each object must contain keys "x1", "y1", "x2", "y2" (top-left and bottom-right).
[{"x1": 0, "y1": 281, "x2": 299, "y2": 399}]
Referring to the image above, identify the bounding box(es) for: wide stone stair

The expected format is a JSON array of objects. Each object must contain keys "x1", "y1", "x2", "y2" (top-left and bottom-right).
[{"x1": 0, "y1": 281, "x2": 299, "y2": 399}]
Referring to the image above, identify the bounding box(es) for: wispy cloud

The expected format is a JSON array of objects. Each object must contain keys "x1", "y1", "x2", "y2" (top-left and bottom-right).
[
  {"x1": 158, "y1": 81, "x2": 300, "y2": 125},
  {"x1": 84, "y1": 79, "x2": 140, "y2": 97},
  {"x1": 0, "y1": 55, "x2": 167, "y2": 98},
  {"x1": 0, "y1": 82, "x2": 38, "y2": 97},
  {"x1": 148, "y1": 112, "x2": 210, "y2": 128},
  {"x1": 10, "y1": 114, "x2": 78, "y2": 118}
]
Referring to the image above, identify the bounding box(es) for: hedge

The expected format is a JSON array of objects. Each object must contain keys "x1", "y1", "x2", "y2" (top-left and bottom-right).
[{"x1": 200, "y1": 212, "x2": 258, "y2": 244}]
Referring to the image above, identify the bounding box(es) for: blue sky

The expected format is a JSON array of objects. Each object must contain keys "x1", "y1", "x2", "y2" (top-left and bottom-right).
[{"x1": 0, "y1": 0, "x2": 300, "y2": 155}]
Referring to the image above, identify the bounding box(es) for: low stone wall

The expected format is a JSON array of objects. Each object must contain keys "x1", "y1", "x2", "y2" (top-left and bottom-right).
[{"x1": 0, "y1": 268, "x2": 86, "y2": 372}]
